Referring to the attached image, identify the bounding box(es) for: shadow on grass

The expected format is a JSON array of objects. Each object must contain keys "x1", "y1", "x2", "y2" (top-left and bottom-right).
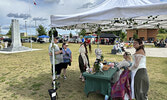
[
  {"x1": 164, "y1": 60, "x2": 167, "y2": 64},
  {"x1": 156, "y1": 81, "x2": 167, "y2": 85},
  {"x1": 105, "y1": 52, "x2": 123, "y2": 55},
  {"x1": 5, "y1": 69, "x2": 104, "y2": 100}
]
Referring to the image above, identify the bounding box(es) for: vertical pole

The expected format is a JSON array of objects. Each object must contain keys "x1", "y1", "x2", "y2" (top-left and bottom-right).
[
  {"x1": 51, "y1": 30, "x2": 56, "y2": 90},
  {"x1": 28, "y1": 0, "x2": 32, "y2": 50},
  {"x1": 25, "y1": 21, "x2": 27, "y2": 36},
  {"x1": 97, "y1": 35, "x2": 99, "y2": 48},
  {"x1": 0, "y1": 26, "x2": 1, "y2": 34},
  {"x1": 35, "y1": 20, "x2": 37, "y2": 36},
  {"x1": 97, "y1": 25, "x2": 100, "y2": 48}
]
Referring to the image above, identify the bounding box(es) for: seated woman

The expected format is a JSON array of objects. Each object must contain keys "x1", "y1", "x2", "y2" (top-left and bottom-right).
[
  {"x1": 111, "y1": 52, "x2": 132, "y2": 100},
  {"x1": 117, "y1": 52, "x2": 132, "y2": 77}
]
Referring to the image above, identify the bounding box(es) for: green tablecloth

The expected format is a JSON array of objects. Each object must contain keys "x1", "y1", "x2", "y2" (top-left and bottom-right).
[{"x1": 83, "y1": 67, "x2": 118, "y2": 97}]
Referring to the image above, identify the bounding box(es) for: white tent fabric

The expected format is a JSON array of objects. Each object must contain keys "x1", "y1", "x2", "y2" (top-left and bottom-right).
[{"x1": 50, "y1": 0, "x2": 167, "y2": 28}]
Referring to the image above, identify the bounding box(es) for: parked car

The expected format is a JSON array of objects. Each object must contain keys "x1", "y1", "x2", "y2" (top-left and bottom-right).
[
  {"x1": 21, "y1": 38, "x2": 30, "y2": 43},
  {"x1": 58, "y1": 38, "x2": 64, "y2": 43},
  {"x1": 3, "y1": 38, "x2": 12, "y2": 47},
  {"x1": 37, "y1": 38, "x2": 45, "y2": 43},
  {"x1": 29, "y1": 37, "x2": 37, "y2": 42},
  {"x1": 3, "y1": 38, "x2": 11, "y2": 43},
  {"x1": 69, "y1": 38, "x2": 82, "y2": 43},
  {"x1": 76, "y1": 38, "x2": 82, "y2": 43}
]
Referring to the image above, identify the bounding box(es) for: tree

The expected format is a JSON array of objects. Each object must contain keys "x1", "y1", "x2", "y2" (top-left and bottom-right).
[
  {"x1": 120, "y1": 32, "x2": 126, "y2": 41},
  {"x1": 133, "y1": 33, "x2": 138, "y2": 40},
  {"x1": 158, "y1": 28, "x2": 167, "y2": 34},
  {"x1": 79, "y1": 28, "x2": 86, "y2": 36},
  {"x1": 49, "y1": 27, "x2": 58, "y2": 37},
  {"x1": 6, "y1": 25, "x2": 12, "y2": 36},
  {"x1": 96, "y1": 26, "x2": 101, "y2": 36},
  {"x1": 69, "y1": 32, "x2": 73, "y2": 38},
  {"x1": 112, "y1": 30, "x2": 122, "y2": 36},
  {"x1": 36, "y1": 25, "x2": 47, "y2": 36},
  {"x1": 48, "y1": 27, "x2": 58, "y2": 42}
]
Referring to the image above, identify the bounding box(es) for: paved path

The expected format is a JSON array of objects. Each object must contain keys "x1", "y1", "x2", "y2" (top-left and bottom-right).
[
  {"x1": 0, "y1": 49, "x2": 42, "y2": 54},
  {"x1": 124, "y1": 48, "x2": 167, "y2": 58}
]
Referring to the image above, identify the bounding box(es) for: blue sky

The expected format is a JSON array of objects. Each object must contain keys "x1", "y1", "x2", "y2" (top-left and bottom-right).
[
  {"x1": 0, "y1": 0, "x2": 104, "y2": 35},
  {"x1": 0, "y1": 0, "x2": 167, "y2": 36}
]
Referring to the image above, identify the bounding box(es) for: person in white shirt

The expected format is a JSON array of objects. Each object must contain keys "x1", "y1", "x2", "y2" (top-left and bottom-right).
[
  {"x1": 112, "y1": 52, "x2": 132, "y2": 100},
  {"x1": 49, "y1": 37, "x2": 63, "y2": 79},
  {"x1": 119, "y1": 41, "x2": 125, "y2": 52},
  {"x1": 129, "y1": 39, "x2": 149, "y2": 100},
  {"x1": 78, "y1": 42, "x2": 90, "y2": 82},
  {"x1": 116, "y1": 52, "x2": 132, "y2": 81}
]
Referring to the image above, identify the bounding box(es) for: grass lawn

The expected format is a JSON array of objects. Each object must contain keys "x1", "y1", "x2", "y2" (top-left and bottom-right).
[{"x1": 0, "y1": 43, "x2": 167, "y2": 100}]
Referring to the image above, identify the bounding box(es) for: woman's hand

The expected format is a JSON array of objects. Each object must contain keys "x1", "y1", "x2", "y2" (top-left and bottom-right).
[
  {"x1": 55, "y1": 50, "x2": 62, "y2": 55},
  {"x1": 59, "y1": 50, "x2": 62, "y2": 54}
]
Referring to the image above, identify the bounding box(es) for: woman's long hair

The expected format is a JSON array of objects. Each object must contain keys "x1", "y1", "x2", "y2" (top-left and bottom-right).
[
  {"x1": 81, "y1": 42, "x2": 88, "y2": 54},
  {"x1": 134, "y1": 39, "x2": 145, "y2": 53}
]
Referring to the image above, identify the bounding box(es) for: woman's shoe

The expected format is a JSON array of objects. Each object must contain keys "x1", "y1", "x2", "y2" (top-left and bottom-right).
[
  {"x1": 64, "y1": 75, "x2": 67, "y2": 79},
  {"x1": 82, "y1": 76, "x2": 85, "y2": 82},
  {"x1": 79, "y1": 74, "x2": 82, "y2": 79},
  {"x1": 82, "y1": 78, "x2": 85, "y2": 82}
]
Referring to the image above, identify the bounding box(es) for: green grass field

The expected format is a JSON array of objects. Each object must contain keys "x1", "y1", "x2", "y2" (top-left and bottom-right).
[
  {"x1": 0, "y1": 43, "x2": 167, "y2": 100},
  {"x1": 157, "y1": 34, "x2": 167, "y2": 40}
]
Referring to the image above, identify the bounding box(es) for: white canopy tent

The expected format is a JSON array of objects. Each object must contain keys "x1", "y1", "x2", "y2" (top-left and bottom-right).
[{"x1": 50, "y1": 0, "x2": 167, "y2": 30}]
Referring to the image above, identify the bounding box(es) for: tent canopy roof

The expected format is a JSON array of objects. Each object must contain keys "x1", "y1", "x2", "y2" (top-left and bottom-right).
[
  {"x1": 100, "y1": 33, "x2": 119, "y2": 38},
  {"x1": 38, "y1": 35, "x2": 50, "y2": 38},
  {"x1": 50, "y1": 0, "x2": 167, "y2": 30},
  {"x1": 84, "y1": 35, "x2": 96, "y2": 38}
]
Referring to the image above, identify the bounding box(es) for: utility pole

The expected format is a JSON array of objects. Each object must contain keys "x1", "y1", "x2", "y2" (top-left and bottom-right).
[
  {"x1": 25, "y1": 21, "x2": 27, "y2": 36},
  {"x1": 0, "y1": 26, "x2": 1, "y2": 35},
  {"x1": 35, "y1": 20, "x2": 37, "y2": 36}
]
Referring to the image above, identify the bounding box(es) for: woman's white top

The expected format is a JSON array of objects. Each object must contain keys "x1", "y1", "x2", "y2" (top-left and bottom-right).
[
  {"x1": 117, "y1": 60, "x2": 131, "y2": 69},
  {"x1": 79, "y1": 44, "x2": 89, "y2": 68},
  {"x1": 130, "y1": 54, "x2": 146, "y2": 99},
  {"x1": 115, "y1": 60, "x2": 131, "y2": 82}
]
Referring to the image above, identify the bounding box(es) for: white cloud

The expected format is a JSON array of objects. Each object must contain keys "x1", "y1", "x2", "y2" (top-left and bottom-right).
[
  {"x1": 33, "y1": 17, "x2": 48, "y2": 21},
  {"x1": 0, "y1": 0, "x2": 105, "y2": 34},
  {"x1": 148, "y1": 0, "x2": 167, "y2": 2},
  {"x1": 44, "y1": 0, "x2": 60, "y2": 3},
  {"x1": 7, "y1": 13, "x2": 31, "y2": 20}
]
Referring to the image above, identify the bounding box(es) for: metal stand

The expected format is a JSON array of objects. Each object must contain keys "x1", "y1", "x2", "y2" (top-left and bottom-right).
[
  {"x1": 51, "y1": 33, "x2": 56, "y2": 90},
  {"x1": 48, "y1": 32, "x2": 58, "y2": 100}
]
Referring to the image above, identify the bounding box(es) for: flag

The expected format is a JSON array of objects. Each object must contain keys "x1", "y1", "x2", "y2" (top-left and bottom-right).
[{"x1": 33, "y1": 0, "x2": 37, "y2": 5}]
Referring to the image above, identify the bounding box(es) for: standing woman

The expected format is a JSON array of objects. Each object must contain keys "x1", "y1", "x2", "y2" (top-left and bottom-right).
[
  {"x1": 129, "y1": 39, "x2": 149, "y2": 100},
  {"x1": 49, "y1": 37, "x2": 63, "y2": 79},
  {"x1": 78, "y1": 42, "x2": 90, "y2": 82},
  {"x1": 62, "y1": 43, "x2": 72, "y2": 79}
]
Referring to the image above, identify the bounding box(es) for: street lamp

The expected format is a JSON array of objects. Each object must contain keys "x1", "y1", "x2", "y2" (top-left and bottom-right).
[
  {"x1": 25, "y1": 21, "x2": 27, "y2": 35},
  {"x1": 34, "y1": 20, "x2": 37, "y2": 36},
  {"x1": 0, "y1": 26, "x2": 1, "y2": 34}
]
